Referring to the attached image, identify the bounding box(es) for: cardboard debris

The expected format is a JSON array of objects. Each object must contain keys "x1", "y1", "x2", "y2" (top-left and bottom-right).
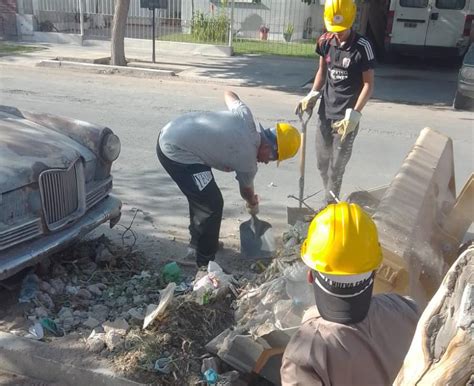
[{"x1": 143, "y1": 282, "x2": 176, "y2": 329}]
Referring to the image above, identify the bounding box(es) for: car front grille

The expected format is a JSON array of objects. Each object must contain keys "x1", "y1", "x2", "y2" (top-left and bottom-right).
[
  {"x1": 86, "y1": 178, "x2": 112, "y2": 209},
  {"x1": 39, "y1": 160, "x2": 85, "y2": 230},
  {"x1": 0, "y1": 219, "x2": 42, "y2": 251}
]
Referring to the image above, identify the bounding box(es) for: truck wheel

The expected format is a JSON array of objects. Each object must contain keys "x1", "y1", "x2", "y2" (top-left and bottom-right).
[{"x1": 453, "y1": 91, "x2": 469, "y2": 110}]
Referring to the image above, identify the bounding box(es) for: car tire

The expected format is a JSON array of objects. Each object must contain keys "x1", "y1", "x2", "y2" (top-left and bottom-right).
[{"x1": 453, "y1": 91, "x2": 471, "y2": 110}]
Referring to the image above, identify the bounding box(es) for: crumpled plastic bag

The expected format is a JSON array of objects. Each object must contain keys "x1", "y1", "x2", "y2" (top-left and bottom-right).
[
  {"x1": 193, "y1": 261, "x2": 236, "y2": 304},
  {"x1": 283, "y1": 262, "x2": 314, "y2": 307}
]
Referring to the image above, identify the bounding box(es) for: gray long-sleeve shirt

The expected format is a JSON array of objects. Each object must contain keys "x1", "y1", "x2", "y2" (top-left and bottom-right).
[
  {"x1": 158, "y1": 100, "x2": 261, "y2": 188},
  {"x1": 281, "y1": 294, "x2": 420, "y2": 386}
]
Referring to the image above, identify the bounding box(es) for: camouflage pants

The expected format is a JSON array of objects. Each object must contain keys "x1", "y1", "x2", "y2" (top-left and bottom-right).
[{"x1": 315, "y1": 115, "x2": 358, "y2": 204}]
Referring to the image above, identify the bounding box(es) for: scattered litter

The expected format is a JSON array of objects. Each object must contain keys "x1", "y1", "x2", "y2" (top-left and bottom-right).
[
  {"x1": 193, "y1": 262, "x2": 236, "y2": 304},
  {"x1": 201, "y1": 356, "x2": 220, "y2": 374},
  {"x1": 40, "y1": 318, "x2": 62, "y2": 336},
  {"x1": 268, "y1": 182, "x2": 277, "y2": 188},
  {"x1": 5, "y1": 236, "x2": 237, "y2": 384},
  {"x1": 174, "y1": 280, "x2": 193, "y2": 295},
  {"x1": 18, "y1": 273, "x2": 40, "y2": 303},
  {"x1": 25, "y1": 322, "x2": 44, "y2": 340},
  {"x1": 161, "y1": 262, "x2": 182, "y2": 284},
  {"x1": 154, "y1": 357, "x2": 172, "y2": 374},
  {"x1": 217, "y1": 370, "x2": 240, "y2": 385},
  {"x1": 143, "y1": 282, "x2": 176, "y2": 329},
  {"x1": 203, "y1": 369, "x2": 219, "y2": 384}
]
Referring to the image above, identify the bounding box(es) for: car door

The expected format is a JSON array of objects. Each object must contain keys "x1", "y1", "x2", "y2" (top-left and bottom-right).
[
  {"x1": 391, "y1": 0, "x2": 431, "y2": 45},
  {"x1": 425, "y1": 0, "x2": 469, "y2": 47}
]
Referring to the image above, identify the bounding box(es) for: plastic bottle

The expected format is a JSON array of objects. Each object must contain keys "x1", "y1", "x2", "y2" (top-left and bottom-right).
[{"x1": 18, "y1": 273, "x2": 40, "y2": 303}]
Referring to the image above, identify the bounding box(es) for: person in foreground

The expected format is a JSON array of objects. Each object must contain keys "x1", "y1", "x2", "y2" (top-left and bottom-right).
[
  {"x1": 280, "y1": 202, "x2": 420, "y2": 385},
  {"x1": 157, "y1": 90, "x2": 301, "y2": 267}
]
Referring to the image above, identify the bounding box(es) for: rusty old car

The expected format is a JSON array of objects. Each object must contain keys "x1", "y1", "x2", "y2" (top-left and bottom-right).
[{"x1": 0, "y1": 106, "x2": 122, "y2": 280}]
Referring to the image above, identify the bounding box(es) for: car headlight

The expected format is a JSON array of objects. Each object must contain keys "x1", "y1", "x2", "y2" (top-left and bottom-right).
[
  {"x1": 460, "y1": 67, "x2": 474, "y2": 81},
  {"x1": 101, "y1": 133, "x2": 121, "y2": 162}
]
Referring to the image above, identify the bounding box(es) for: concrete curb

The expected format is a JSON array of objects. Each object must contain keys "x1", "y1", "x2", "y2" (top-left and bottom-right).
[
  {"x1": 37, "y1": 59, "x2": 176, "y2": 78},
  {"x1": 0, "y1": 332, "x2": 144, "y2": 386}
]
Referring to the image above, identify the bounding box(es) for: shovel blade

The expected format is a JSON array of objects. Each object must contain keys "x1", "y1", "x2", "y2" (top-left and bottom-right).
[{"x1": 240, "y1": 216, "x2": 275, "y2": 258}]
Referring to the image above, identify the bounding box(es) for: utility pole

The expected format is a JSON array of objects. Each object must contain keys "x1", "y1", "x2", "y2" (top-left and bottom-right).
[
  {"x1": 228, "y1": 0, "x2": 234, "y2": 48},
  {"x1": 152, "y1": 7, "x2": 156, "y2": 63},
  {"x1": 78, "y1": 0, "x2": 84, "y2": 42}
]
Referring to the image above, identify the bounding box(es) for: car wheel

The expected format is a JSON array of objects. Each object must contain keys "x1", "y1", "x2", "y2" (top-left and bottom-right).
[{"x1": 453, "y1": 91, "x2": 470, "y2": 110}]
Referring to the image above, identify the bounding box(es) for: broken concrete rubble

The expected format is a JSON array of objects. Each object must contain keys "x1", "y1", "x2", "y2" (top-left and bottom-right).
[{"x1": 87, "y1": 330, "x2": 106, "y2": 353}]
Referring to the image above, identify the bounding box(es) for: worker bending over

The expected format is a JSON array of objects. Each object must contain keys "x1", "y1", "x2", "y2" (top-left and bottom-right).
[{"x1": 157, "y1": 91, "x2": 300, "y2": 267}]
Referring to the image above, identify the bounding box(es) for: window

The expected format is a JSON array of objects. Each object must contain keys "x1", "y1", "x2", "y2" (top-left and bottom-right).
[
  {"x1": 400, "y1": 0, "x2": 429, "y2": 8},
  {"x1": 436, "y1": 0, "x2": 465, "y2": 9}
]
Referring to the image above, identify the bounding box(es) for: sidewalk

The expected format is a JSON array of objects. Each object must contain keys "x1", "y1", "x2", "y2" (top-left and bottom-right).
[
  {"x1": 0, "y1": 39, "x2": 458, "y2": 105},
  {"x1": 0, "y1": 40, "x2": 316, "y2": 92}
]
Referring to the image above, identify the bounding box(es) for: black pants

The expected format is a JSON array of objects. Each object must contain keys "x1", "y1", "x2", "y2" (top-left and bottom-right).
[
  {"x1": 315, "y1": 115, "x2": 358, "y2": 204},
  {"x1": 157, "y1": 144, "x2": 223, "y2": 267}
]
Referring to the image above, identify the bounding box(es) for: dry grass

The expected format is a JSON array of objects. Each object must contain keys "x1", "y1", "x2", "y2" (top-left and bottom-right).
[{"x1": 114, "y1": 296, "x2": 234, "y2": 385}]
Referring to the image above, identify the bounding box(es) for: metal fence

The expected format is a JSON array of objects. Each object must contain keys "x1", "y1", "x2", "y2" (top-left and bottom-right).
[{"x1": 30, "y1": 0, "x2": 365, "y2": 56}]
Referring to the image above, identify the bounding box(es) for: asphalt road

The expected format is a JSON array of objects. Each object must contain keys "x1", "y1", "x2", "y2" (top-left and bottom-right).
[{"x1": 1, "y1": 65, "x2": 473, "y2": 262}]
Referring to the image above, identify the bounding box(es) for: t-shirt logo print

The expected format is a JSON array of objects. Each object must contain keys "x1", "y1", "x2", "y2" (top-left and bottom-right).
[
  {"x1": 342, "y1": 57, "x2": 351, "y2": 68},
  {"x1": 193, "y1": 171, "x2": 213, "y2": 191}
]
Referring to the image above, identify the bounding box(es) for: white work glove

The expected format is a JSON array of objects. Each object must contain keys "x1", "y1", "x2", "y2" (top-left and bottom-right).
[
  {"x1": 246, "y1": 202, "x2": 259, "y2": 216},
  {"x1": 331, "y1": 108, "x2": 361, "y2": 142},
  {"x1": 246, "y1": 195, "x2": 259, "y2": 215},
  {"x1": 295, "y1": 90, "x2": 321, "y2": 115}
]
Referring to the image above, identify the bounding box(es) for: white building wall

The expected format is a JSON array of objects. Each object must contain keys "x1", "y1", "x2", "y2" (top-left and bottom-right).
[{"x1": 182, "y1": 0, "x2": 325, "y2": 41}]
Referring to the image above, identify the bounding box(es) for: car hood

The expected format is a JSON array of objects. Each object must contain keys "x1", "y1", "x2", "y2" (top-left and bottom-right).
[{"x1": 0, "y1": 111, "x2": 96, "y2": 193}]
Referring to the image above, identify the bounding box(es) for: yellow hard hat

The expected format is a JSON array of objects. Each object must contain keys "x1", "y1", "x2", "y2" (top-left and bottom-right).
[
  {"x1": 275, "y1": 123, "x2": 301, "y2": 162},
  {"x1": 301, "y1": 202, "x2": 382, "y2": 275},
  {"x1": 324, "y1": 0, "x2": 357, "y2": 33}
]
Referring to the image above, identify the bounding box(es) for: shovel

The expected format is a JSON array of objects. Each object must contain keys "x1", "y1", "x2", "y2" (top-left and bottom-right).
[
  {"x1": 287, "y1": 111, "x2": 317, "y2": 225},
  {"x1": 240, "y1": 214, "x2": 275, "y2": 258}
]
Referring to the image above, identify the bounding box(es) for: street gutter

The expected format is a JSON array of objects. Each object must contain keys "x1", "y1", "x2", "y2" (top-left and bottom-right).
[
  {"x1": 38, "y1": 59, "x2": 176, "y2": 78},
  {"x1": 0, "y1": 332, "x2": 144, "y2": 386}
]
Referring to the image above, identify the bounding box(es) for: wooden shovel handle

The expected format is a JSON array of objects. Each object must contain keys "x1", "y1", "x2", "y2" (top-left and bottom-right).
[{"x1": 298, "y1": 111, "x2": 312, "y2": 208}]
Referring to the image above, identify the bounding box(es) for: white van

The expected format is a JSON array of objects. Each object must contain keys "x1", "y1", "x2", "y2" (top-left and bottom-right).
[{"x1": 384, "y1": 0, "x2": 474, "y2": 57}]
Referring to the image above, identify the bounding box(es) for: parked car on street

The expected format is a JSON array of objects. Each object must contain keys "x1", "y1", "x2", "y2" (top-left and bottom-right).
[
  {"x1": 0, "y1": 106, "x2": 122, "y2": 280},
  {"x1": 454, "y1": 43, "x2": 474, "y2": 109}
]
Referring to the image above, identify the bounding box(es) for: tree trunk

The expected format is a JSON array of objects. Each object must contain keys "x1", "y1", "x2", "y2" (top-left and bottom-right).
[
  {"x1": 394, "y1": 245, "x2": 474, "y2": 386},
  {"x1": 111, "y1": 0, "x2": 130, "y2": 66}
]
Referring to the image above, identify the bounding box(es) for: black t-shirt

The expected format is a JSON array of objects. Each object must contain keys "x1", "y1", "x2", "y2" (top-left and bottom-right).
[{"x1": 316, "y1": 31, "x2": 375, "y2": 120}]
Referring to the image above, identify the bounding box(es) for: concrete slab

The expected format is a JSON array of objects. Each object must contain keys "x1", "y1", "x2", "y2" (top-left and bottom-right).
[
  {"x1": 373, "y1": 127, "x2": 457, "y2": 307},
  {"x1": 0, "y1": 332, "x2": 143, "y2": 386}
]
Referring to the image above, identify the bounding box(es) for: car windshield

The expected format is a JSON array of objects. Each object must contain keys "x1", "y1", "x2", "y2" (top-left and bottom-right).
[{"x1": 436, "y1": 0, "x2": 465, "y2": 9}]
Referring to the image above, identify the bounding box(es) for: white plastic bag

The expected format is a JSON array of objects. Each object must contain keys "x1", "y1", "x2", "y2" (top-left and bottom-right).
[{"x1": 193, "y1": 262, "x2": 236, "y2": 303}]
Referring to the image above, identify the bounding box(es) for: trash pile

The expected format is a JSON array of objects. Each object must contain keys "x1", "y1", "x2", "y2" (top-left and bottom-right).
[
  {"x1": 9, "y1": 236, "x2": 240, "y2": 385},
  {"x1": 201, "y1": 221, "x2": 312, "y2": 384},
  {"x1": 6, "y1": 219, "x2": 313, "y2": 385}
]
